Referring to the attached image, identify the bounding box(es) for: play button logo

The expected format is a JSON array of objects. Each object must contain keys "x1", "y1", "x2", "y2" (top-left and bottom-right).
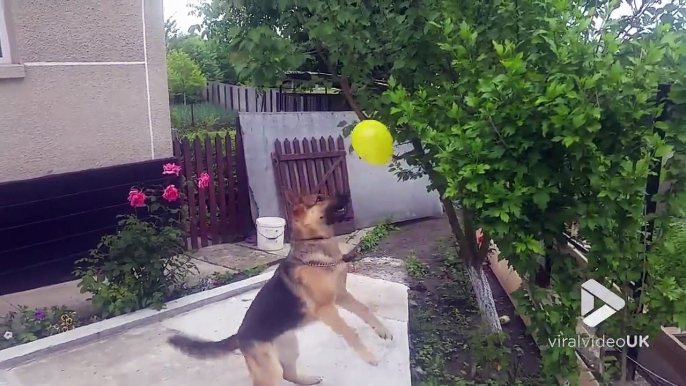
[{"x1": 581, "y1": 279, "x2": 626, "y2": 328}]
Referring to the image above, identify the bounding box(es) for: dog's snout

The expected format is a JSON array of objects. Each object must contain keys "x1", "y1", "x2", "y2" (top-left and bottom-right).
[{"x1": 335, "y1": 192, "x2": 350, "y2": 207}]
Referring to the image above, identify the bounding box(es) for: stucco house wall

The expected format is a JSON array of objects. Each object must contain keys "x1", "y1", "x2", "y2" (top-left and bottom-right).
[{"x1": 0, "y1": 0, "x2": 173, "y2": 183}]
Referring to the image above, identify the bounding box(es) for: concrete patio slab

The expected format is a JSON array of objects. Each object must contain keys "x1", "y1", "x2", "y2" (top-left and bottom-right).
[
  {"x1": 0, "y1": 274, "x2": 410, "y2": 386},
  {"x1": 191, "y1": 243, "x2": 284, "y2": 271},
  {"x1": 236, "y1": 227, "x2": 373, "y2": 259}
]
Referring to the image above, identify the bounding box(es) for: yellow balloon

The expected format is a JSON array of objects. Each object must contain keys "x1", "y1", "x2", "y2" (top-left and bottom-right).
[{"x1": 351, "y1": 120, "x2": 394, "y2": 165}]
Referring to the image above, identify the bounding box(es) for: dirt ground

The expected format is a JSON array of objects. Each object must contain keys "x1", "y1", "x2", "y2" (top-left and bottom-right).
[{"x1": 350, "y1": 216, "x2": 544, "y2": 386}]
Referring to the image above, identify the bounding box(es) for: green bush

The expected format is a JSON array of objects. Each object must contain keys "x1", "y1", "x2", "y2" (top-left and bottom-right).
[
  {"x1": 647, "y1": 217, "x2": 686, "y2": 327},
  {"x1": 170, "y1": 102, "x2": 236, "y2": 132},
  {"x1": 74, "y1": 171, "x2": 197, "y2": 318}
]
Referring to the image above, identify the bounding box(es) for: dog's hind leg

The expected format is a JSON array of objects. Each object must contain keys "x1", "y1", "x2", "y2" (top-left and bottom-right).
[
  {"x1": 336, "y1": 290, "x2": 393, "y2": 341},
  {"x1": 274, "y1": 331, "x2": 323, "y2": 385},
  {"x1": 243, "y1": 343, "x2": 283, "y2": 386}
]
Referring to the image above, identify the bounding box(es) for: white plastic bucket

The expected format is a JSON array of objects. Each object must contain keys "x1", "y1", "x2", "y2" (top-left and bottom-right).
[{"x1": 255, "y1": 217, "x2": 286, "y2": 251}]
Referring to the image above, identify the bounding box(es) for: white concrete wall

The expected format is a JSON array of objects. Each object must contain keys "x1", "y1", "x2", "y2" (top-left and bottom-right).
[{"x1": 239, "y1": 111, "x2": 443, "y2": 229}]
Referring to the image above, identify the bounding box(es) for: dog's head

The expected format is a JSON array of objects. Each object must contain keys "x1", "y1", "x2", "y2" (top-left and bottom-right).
[{"x1": 283, "y1": 190, "x2": 350, "y2": 240}]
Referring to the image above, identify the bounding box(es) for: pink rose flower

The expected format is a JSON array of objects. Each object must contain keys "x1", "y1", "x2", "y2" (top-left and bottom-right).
[
  {"x1": 127, "y1": 189, "x2": 147, "y2": 208},
  {"x1": 197, "y1": 172, "x2": 210, "y2": 189},
  {"x1": 162, "y1": 163, "x2": 182, "y2": 176},
  {"x1": 162, "y1": 184, "x2": 181, "y2": 202}
]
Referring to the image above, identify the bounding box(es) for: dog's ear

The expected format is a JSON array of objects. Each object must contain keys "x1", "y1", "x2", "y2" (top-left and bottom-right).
[
  {"x1": 284, "y1": 189, "x2": 301, "y2": 206},
  {"x1": 301, "y1": 194, "x2": 318, "y2": 207}
]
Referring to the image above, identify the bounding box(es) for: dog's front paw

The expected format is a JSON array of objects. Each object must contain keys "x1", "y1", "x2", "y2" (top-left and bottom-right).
[
  {"x1": 374, "y1": 325, "x2": 393, "y2": 341},
  {"x1": 358, "y1": 348, "x2": 379, "y2": 366},
  {"x1": 291, "y1": 374, "x2": 324, "y2": 385}
]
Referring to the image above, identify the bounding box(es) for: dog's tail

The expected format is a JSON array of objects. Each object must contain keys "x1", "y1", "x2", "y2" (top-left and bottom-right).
[{"x1": 167, "y1": 334, "x2": 239, "y2": 359}]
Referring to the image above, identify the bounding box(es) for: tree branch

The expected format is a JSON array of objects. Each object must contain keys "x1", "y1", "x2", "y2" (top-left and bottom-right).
[
  {"x1": 407, "y1": 138, "x2": 481, "y2": 265},
  {"x1": 340, "y1": 76, "x2": 368, "y2": 121},
  {"x1": 478, "y1": 232, "x2": 492, "y2": 263}
]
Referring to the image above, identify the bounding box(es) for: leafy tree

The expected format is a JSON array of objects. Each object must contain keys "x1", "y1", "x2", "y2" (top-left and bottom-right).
[
  {"x1": 168, "y1": 35, "x2": 223, "y2": 81},
  {"x1": 209, "y1": 0, "x2": 686, "y2": 382},
  {"x1": 165, "y1": 17, "x2": 180, "y2": 42},
  {"x1": 167, "y1": 49, "x2": 208, "y2": 103},
  {"x1": 189, "y1": 1, "x2": 265, "y2": 84}
]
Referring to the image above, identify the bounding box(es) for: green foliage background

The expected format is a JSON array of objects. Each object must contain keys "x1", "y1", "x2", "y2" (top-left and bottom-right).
[{"x1": 188, "y1": 0, "x2": 686, "y2": 382}]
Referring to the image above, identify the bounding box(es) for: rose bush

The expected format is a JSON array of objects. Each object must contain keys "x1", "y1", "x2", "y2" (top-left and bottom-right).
[{"x1": 74, "y1": 163, "x2": 197, "y2": 318}]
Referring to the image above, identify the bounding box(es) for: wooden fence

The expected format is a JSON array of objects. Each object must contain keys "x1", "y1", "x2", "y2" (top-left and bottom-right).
[
  {"x1": 272, "y1": 135, "x2": 355, "y2": 237},
  {"x1": 173, "y1": 129, "x2": 253, "y2": 249},
  {"x1": 204, "y1": 81, "x2": 350, "y2": 113}
]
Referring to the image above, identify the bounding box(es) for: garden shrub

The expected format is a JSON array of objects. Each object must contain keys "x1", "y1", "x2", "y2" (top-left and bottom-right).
[{"x1": 74, "y1": 163, "x2": 197, "y2": 318}]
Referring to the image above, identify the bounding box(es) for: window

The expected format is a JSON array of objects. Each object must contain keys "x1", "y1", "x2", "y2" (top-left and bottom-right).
[{"x1": 0, "y1": 0, "x2": 11, "y2": 64}]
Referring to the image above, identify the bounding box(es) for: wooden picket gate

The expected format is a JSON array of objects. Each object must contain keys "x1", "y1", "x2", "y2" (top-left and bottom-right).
[
  {"x1": 272, "y1": 135, "x2": 355, "y2": 237},
  {"x1": 173, "y1": 131, "x2": 253, "y2": 249}
]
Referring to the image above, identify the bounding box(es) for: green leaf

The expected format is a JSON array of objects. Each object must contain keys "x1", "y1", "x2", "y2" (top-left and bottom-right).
[
  {"x1": 493, "y1": 41, "x2": 504, "y2": 56},
  {"x1": 533, "y1": 191, "x2": 550, "y2": 209},
  {"x1": 655, "y1": 144, "x2": 673, "y2": 158}
]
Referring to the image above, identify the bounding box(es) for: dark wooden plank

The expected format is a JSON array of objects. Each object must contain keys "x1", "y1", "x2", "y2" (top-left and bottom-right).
[
  {"x1": 172, "y1": 138, "x2": 188, "y2": 250},
  {"x1": 173, "y1": 136, "x2": 182, "y2": 159},
  {"x1": 310, "y1": 138, "x2": 328, "y2": 196},
  {"x1": 182, "y1": 139, "x2": 199, "y2": 249},
  {"x1": 275, "y1": 140, "x2": 293, "y2": 192},
  {"x1": 302, "y1": 139, "x2": 318, "y2": 195},
  {"x1": 337, "y1": 136, "x2": 355, "y2": 218},
  {"x1": 328, "y1": 136, "x2": 345, "y2": 193},
  {"x1": 283, "y1": 139, "x2": 300, "y2": 194},
  {"x1": 245, "y1": 88, "x2": 250, "y2": 112},
  {"x1": 194, "y1": 137, "x2": 210, "y2": 247},
  {"x1": 292, "y1": 139, "x2": 310, "y2": 193},
  {"x1": 205, "y1": 135, "x2": 220, "y2": 244},
  {"x1": 215, "y1": 135, "x2": 229, "y2": 243},
  {"x1": 234, "y1": 120, "x2": 253, "y2": 237},
  {"x1": 273, "y1": 140, "x2": 290, "y2": 228},
  {"x1": 276, "y1": 150, "x2": 346, "y2": 161},
  {"x1": 223, "y1": 84, "x2": 228, "y2": 110},
  {"x1": 319, "y1": 137, "x2": 337, "y2": 195},
  {"x1": 225, "y1": 134, "x2": 238, "y2": 239}
]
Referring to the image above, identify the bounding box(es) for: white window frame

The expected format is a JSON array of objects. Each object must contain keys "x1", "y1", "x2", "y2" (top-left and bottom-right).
[{"x1": 0, "y1": 0, "x2": 11, "y2": 64}]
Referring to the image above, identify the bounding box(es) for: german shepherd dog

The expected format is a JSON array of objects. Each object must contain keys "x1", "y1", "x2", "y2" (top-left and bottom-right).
[{"x1": 167, "y1": 189, "x2": 393, "y2": 385}]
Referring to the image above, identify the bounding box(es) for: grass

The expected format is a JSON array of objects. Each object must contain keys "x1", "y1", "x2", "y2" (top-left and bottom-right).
[
  {"x1": 358, "y1": 221, "x2": 399, "y2": 252},
  {"x1": 179, "y1": 128, "x2": 236, "y2": 142},
  {"x1": 406, "y1": 251, "x2": 429, "y2": 278},
  {"x1": 170, "y1": 102, "x2": 237, "y2": 132}
]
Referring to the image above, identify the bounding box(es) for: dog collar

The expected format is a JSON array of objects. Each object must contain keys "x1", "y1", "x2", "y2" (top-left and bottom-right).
[{"x1": 293, "y1": 256, "x2": 343, "y2": 268}]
